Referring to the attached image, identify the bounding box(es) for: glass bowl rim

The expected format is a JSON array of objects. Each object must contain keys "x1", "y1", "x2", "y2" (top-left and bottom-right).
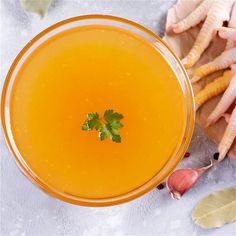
[{"x1": 1, "y1": 14, "x2": 195, "y2": 206}]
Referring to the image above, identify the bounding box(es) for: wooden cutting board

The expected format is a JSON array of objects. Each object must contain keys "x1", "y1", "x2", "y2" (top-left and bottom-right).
[{"x1": 163, "y1": 0, "x2": 236, "y2": 159}]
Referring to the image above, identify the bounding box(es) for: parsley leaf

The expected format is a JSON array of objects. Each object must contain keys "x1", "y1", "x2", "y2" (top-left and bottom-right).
[
  {"x1": 104, "y1": 109, "x2": 124, "y2": 123},
  {"x1": 82, "y1": 109, "x2": 124, "y2": 143},
  {"x1": 82, "y1": 112, "x2": 102, "y2": 131},
  {"x1": 99, "y1": 125, "x2": 109, "y2": 141},
  {"x1": 106, "y1": 123, "x2": 121, "y2": 143}
]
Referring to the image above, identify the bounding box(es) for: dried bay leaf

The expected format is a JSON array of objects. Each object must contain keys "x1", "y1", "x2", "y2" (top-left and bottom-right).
[
  {"x1": 19, "y1": 0, "x2": 53, "y2": 18},
  {"x1": 192, "y1": 187, "x2": 236, "y2": 229}
]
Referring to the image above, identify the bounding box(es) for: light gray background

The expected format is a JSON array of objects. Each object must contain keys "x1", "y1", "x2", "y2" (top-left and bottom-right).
[{"x1": 0, "y1": 1, "x2": 236, "y2": 235}]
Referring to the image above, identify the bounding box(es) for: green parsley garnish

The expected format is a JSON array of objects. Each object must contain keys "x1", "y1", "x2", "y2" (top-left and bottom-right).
[{"x1": 82, "y1": 109, "x2": 124, "y2": 143}]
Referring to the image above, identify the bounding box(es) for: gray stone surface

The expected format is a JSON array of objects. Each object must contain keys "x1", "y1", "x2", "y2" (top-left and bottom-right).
[{"x1": 0, "y1": 0, "x2": 235, "y2": 235}]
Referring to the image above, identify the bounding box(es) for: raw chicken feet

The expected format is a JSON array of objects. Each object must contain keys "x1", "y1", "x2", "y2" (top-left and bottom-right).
[
  {"x1": 168, "y1": 0, "x2": 236, "y2": 161},
  {"x1": 168, "y1": 0, "x2": 235, "y2": 68},
  {"x1": 202, "y1": 4, "x2": 236, "y2": 161}
]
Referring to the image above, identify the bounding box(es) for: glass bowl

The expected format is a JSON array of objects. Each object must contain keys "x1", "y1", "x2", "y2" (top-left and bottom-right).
[{"x1": 1, "y1": 15, "x2": 195, "y2": 206}]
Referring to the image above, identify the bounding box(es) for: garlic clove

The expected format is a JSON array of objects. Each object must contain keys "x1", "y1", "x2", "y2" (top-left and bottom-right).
[{"x1": 167, "y1": 160, "x2": 213, "y2": 200}]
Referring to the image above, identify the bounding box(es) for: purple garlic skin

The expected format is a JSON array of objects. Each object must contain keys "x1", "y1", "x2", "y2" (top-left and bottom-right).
[{"x1": 167, "y1": 161, "x2": 213, "y2": 200}]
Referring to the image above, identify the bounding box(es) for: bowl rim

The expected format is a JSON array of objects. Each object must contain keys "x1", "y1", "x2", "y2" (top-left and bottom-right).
[{"x1": 1, "y1": 14, "x2": 195, "y2": 206}]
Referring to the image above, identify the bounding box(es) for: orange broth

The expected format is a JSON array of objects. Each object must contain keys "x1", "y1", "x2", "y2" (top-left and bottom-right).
[{"x1": 10, "y1": 25, "x2": 186, "y2": 198}]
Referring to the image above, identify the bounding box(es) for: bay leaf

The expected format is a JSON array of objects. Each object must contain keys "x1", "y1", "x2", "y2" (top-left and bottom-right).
[
  {"x1": 192, "y1": 187, "x2": 236, "y2": 229},
  {"x1": 19, "y1": 0, "x2": 53, "y2": 18}
]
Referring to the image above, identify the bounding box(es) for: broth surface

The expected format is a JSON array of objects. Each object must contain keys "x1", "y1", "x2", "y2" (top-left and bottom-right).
[{"x1": 10, "y1": 25, "x2": 186, "y2": 198}]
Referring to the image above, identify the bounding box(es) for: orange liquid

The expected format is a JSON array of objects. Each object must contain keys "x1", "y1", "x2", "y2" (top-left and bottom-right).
[{"x1": 10, "y1": 25, "x2": 186, "y2": 198}]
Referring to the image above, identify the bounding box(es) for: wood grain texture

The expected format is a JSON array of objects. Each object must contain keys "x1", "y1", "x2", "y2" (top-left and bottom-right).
[{"x1": 163, "y1": 0, "x2": 236, "y2": 160}]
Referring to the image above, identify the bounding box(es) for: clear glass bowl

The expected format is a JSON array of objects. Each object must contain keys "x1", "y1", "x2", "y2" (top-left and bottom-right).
[{"x1": 1, "y1": 15, "x2": 195, "y2": 206}]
